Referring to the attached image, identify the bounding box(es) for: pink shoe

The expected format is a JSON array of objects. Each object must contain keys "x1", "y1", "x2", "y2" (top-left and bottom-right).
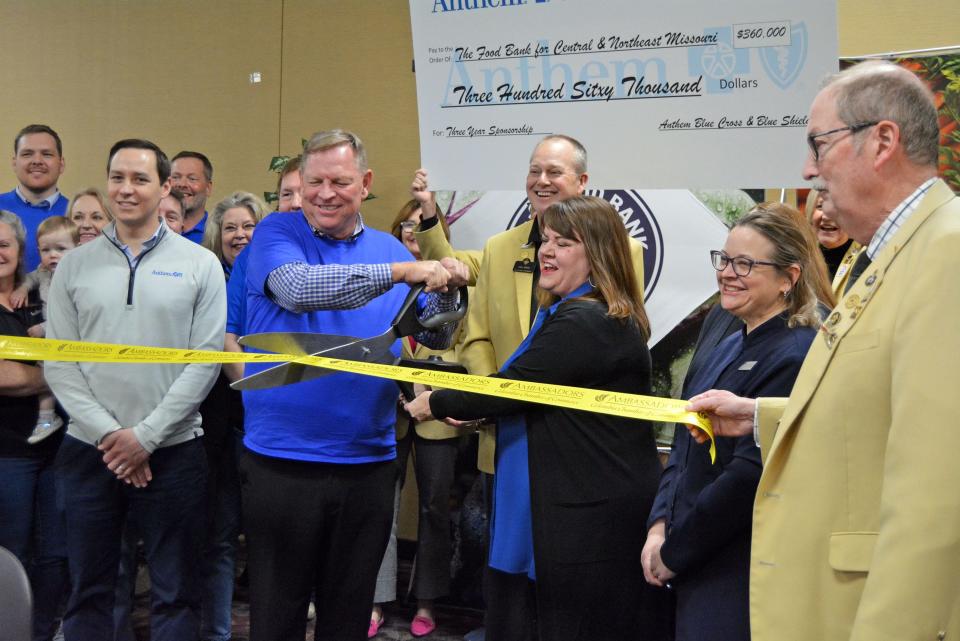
[
  {"x1": 368, "y1": 614, "x2": 384, "y2": 638},
  {"x1": 410, "y1": 614, "x2": 436, "y2": 637}
]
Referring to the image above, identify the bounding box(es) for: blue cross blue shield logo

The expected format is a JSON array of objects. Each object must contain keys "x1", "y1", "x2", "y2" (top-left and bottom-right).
[{"x1": 760, "y1": 22, "x2": 808, "y2": 90}]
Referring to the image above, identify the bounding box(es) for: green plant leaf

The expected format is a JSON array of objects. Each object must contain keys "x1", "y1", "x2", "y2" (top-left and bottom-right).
[{"x1": 268, "y1": 155, "x2": 292, "y2": 172}]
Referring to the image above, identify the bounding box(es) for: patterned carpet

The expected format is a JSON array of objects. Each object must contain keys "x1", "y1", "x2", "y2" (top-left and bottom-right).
[
  {"x1": 220, "y1": 589, "x2": 481, "y2": 641},
  {"x1": 130, "y1": 451, "x2": 488, "y2": 640},
  {"x1": 130, "y1": 554, "x2": 483, "y2": 641}
]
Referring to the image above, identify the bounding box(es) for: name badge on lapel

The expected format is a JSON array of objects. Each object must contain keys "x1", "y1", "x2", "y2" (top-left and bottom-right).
[{"x1": 513, "y1": 258, "x2": 535, "y2": 273}]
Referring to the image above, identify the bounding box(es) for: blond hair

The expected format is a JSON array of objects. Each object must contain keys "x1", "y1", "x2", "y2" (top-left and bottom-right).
[{"x1": 737, "y1": 202, "x2": 834, "y2": 327}]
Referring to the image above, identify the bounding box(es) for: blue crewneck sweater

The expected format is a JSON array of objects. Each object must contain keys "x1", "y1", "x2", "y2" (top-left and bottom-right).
[
  {"x1": 243, "y1": 212, "x2": 413, "y2": 463},
  {"x1": 0, "y1": 188, "x2": 68, "y2": 270}
]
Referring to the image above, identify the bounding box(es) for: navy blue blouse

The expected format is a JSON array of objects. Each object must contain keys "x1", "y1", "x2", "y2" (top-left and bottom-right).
[{"x1": 650, "y1": 313, "x2": 816, "y2": 575}]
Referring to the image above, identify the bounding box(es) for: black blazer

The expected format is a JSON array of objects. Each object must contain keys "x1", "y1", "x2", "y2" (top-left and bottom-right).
[
  {"x1": 651, "y1": 314, "x2": 815, "y2": 641},
  {"x1": 683, "y1": 304, "x2": 742, "y2": 388},
  {"x1": 431, "y1": 300, "x2": 669, "y2": 641}
]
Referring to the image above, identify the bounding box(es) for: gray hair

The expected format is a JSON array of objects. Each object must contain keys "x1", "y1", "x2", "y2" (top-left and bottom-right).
[
  {"x1": 302, "y1": 130, "x2": 368, "y2": 173},
  {"x1": 532, "y1": 134, "x2": 588, "y2": 175},
  {"x1": 0, "y1": 210, "x2": 26, "y2": 285},
  {"x1": 203, "y1": 191, "x2": 268, "y2": 263},
  {"x1": 824, "y1": 60, "x2": 939, "y2": 167}
]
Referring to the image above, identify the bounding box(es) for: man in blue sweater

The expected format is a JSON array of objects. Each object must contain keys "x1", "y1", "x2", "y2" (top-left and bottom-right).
[
  {"x1": 0, "y1": 124, "x2": 68, "y2": 270},
  {"x1": 170, "y1": 150, "x2": 213, "y2": 244},
  {"x1": 241, "y1": 129, "x2": 467, "y2": 641}
]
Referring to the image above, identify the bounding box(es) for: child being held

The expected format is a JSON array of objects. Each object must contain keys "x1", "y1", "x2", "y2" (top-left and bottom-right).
[{"x1": 10, "y1": 216, "x2": 79, "y2": 443}]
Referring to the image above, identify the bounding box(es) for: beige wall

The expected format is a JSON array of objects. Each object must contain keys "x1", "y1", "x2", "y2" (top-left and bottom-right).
[
  {"x1": 280, "y1": 0, "x2": 420, "y2": 228},
  {"x1": 0, "y1": 1, "x2": 282, "y2": 212},
  {"x1": 838, "y1": 0, "x2": 959, "y2": 57},
  {"x1": 0, "y1": 1, "x2": 956, "y2": 228}
]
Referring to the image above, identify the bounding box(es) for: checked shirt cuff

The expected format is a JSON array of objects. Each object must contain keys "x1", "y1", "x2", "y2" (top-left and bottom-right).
[{"x1": 267, "y1": 262, "x2": 393, "y2": 312}]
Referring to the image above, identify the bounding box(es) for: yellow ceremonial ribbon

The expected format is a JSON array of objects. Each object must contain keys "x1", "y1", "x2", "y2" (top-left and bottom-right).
[{"x1": 0, "y1": 335, "x2": 716, "y2": 462}]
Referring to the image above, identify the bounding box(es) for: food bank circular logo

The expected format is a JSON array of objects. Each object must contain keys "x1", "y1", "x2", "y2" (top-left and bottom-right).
[{"x1": 507, "y1": 189, "x2": 664, "y2": 299}]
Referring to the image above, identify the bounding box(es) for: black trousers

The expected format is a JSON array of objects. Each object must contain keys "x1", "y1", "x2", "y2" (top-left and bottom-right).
[
  {"x1": 484, "y1": 566, "x2": 537, "y2": 641},
  {"x1": 240, "y1": 448, "x2": 395, "y2": 641},
  {"x1": 56, "y1": 436, "x2": 207, "y2": 641},
  {"x1": 400, "y1": 430, "x2": 459, "y2": 600}
]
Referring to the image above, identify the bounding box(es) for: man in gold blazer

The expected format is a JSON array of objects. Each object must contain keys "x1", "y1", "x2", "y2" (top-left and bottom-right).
[
  {"x1": 687, "y1": 61, "x2": 959, "y2": 641},
  {"x1": 410, "y1": 135, "x2": 644, "y2": 474}
]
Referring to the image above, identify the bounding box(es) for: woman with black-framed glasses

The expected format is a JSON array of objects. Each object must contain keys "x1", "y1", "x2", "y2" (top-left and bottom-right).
[{"x1": 642, "y1": 203, "x2": 829, "y2": 641}]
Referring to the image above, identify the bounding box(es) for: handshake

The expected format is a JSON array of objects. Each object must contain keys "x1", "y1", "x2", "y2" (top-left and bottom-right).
[{"x1": 391, "y1": 256, "x2": 470, "y2": 293}]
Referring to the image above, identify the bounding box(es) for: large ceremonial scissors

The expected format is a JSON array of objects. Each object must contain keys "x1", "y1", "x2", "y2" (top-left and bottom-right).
[{"x1": 230, "y1": 284, "x2": 467, "y2": 394}]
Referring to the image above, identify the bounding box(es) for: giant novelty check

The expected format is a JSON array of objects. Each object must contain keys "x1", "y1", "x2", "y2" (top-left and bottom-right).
[{"x1": 409, "y1": 0, "x2": 838, "y2": 189}]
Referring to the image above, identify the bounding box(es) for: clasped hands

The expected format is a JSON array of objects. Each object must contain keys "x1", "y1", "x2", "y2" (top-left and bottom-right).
[
  {"x1": 99, "y1": 428, "x2": 152, "y2": 488},
  {"x1": 393, "y1": 257, "x2": 469, "y2": 293},
  {"x1": 641, "y1": 521, "x2": 676, "y2": 587},
  {"x1": 639, "y1": 390, "x2": 757, "y2": 587}
]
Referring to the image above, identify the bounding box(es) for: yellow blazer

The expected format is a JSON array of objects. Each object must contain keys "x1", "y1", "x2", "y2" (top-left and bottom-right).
[
  {"x1": 414, "y1": 222, "x2": 483, "y2": 282},
  {"x1": 419, "y1": 219, "x2": 644, "y2": 473},
  {"x1": 753, "y1": 179, "x2": 960, "y2": 641},
  {"x1": 829, "y1": 240, "x2": 864, "y2": 298}
]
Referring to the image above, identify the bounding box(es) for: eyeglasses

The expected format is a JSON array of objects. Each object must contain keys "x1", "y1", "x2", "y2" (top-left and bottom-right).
[
  {"x1": 710, "y1": 250, "x2": 778, "y2": 276},
  {"x1": 806, "y1": 122, "x2": 878, "y2": 162},
  {"x1": 399, "y1": 221, "x2": 417, "y2": 232}
]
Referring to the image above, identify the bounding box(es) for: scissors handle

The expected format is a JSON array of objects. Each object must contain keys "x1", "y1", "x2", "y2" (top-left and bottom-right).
[
  {"x1": 398, "y1": 355, "x2": 468, "y2": 375},
  {"x1": 398, "y1": 381, "x2": 416, "y2": 402},
  {"x1": 393, "y1": 285, "x2": 469, "y2": 338},
  {"x1": 396, "y1": 356, "x2": 467, "y2": 402}
]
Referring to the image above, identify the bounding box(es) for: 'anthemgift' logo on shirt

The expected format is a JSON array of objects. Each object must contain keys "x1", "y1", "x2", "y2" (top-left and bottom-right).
[{"x1": 151, "y1": 269, "x2": 183, "y2": 278}]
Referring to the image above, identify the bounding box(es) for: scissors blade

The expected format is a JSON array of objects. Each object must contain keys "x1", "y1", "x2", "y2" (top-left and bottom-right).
[
  {"x1": 229, "y1": 360, "x2": 312, "y2": 390},
  {"x1": 312, "y1": 331, "x2": 398, "y2": 365},
  {"x1": 232, "y1": 281, "x2": 465, "y2": 391},
  {"x1": 238, "y1": 332, "x2": 357, "y2": 356},
  {"x1": 230, "y1": 330, "x2": 399, "y2": 391}
]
